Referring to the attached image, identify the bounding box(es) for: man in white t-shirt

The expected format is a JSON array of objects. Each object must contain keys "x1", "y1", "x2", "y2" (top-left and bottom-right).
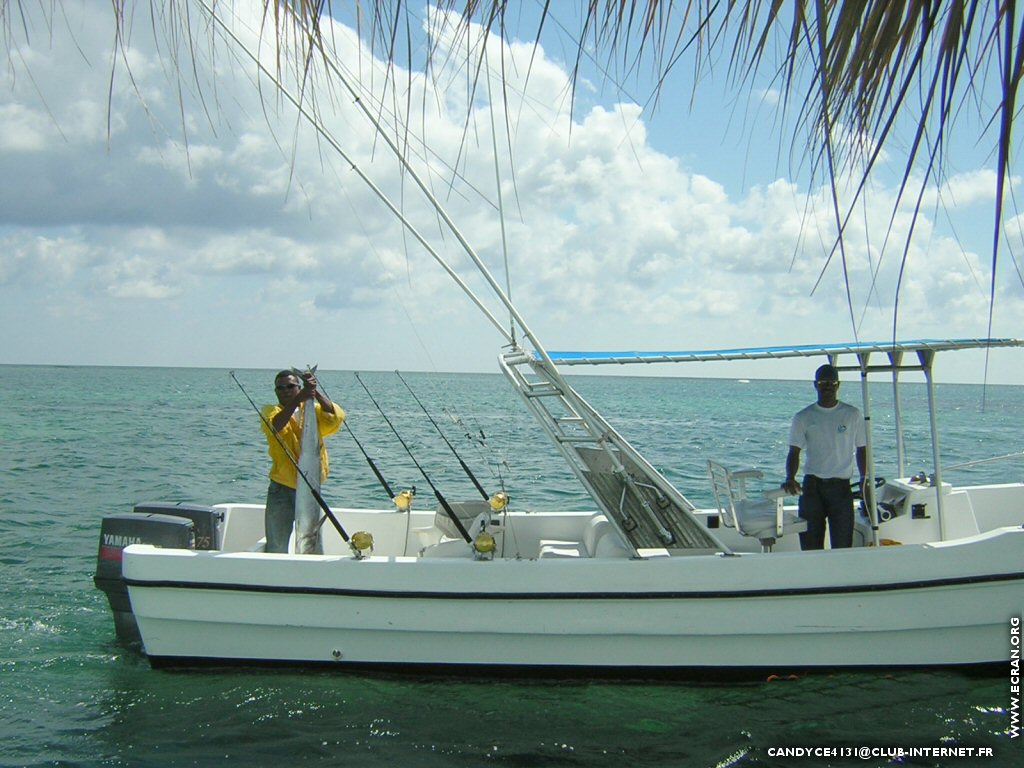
[{"x1": 783, "y1": 364, "x2": 867, "y2": 549}]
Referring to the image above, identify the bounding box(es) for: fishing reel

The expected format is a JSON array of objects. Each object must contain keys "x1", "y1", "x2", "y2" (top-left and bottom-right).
[
  {"x1": 470, "y1": 498, "x2": 507, "y2": 561},
  {"x1": 472, "y1": 531, "x2": 497, "y2": 560},
  {"x1": 467, "y1": 491, "x2": 509, "y2": 560},
  {"x1": 349, "y1": 530, "x2": 374, "y2": 559},
  {"x1": 392, "y1": 488, "x2": 415, "y2": 511}
]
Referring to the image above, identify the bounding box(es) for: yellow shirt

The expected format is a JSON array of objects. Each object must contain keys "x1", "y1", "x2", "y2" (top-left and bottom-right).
[{"x1": 260, "y1": 401, "x2": 344, "y2": 489}]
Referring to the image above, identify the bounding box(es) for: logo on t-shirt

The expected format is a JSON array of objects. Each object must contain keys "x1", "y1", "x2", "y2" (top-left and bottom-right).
[{"x1": 838, "y1": 425, "x2": 847, "y2": 433}]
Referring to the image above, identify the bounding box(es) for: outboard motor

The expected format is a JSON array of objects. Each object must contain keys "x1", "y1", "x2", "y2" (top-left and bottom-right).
[
  {"x1": 132, "y1": 502, "x2": 223, "y2": 551},
  {"x1": 94, "y1": 503, "x2": 221, "y2": 643}
]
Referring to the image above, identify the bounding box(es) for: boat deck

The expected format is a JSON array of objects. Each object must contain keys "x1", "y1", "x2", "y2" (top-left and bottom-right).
[{"x1": 209, "y1": 477, "x2": 1024, "y2": 560}]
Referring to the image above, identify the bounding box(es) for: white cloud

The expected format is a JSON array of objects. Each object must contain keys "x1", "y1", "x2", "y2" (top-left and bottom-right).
[
  {"x1": 0, "y1": 1, "x2": 1020, "y2": 381},
  {"x1": 0, "y1": 103, "x2": 60, "y2": 150}
]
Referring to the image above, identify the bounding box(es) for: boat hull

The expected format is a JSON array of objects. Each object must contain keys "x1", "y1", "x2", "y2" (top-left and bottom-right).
[{"x1": 123, "y1": 526, "x2": 1024, "y2": 670}]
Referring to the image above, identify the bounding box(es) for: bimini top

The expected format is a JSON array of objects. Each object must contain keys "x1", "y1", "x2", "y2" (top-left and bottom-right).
[{"x1": 544, "y1": 338, "x2": 1023, "y2": 366}]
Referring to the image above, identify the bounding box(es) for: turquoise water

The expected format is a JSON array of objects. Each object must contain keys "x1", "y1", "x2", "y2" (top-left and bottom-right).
[{"x1": 1, "y1": 365, "x2": 1021, "y2": 767}]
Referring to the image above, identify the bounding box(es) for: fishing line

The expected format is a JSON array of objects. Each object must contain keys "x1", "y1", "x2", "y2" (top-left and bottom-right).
[
  {"x1": 228, "y1": 370, "x2": 350, "y2": 543},
  {"x1": 943, "y1": 450, "x2": 1024, "y2": 472},
  {"x1": 440, "y1": 403, "x2": 509, "y2": 493},
  {"x1": 353, "y1": 372, "x2": 472, "y2": 542},
  {"x1": 395, "y1": 370, "x2": 489, "y2": 500}
]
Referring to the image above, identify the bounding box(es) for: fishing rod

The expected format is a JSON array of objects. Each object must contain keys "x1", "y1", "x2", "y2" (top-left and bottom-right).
[
  {"x1": 394, "y1": 370, "x2": 489, "y2": 501},
  {"x1": 353, "y1": 372, "x2": 472, "y2": 543},
  {"x1": 309, "y1": 378, "x2": 413, "y2": 512},
  {"x1": 229, "y1": 370, "x2": 350, "y2": 543},
  {"x1": 344, "y1": 422, "x2": 397, "y2": 500}
]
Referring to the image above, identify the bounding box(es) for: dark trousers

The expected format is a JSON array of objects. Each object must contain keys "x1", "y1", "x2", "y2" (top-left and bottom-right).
[{"x1": 798, "y1": 475, "x2": 854, "y2": 550}]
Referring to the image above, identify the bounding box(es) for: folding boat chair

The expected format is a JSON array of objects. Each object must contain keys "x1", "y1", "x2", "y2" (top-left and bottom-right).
[{"x1": 706, "y1": 459, "x2": 806, "y2": 552}]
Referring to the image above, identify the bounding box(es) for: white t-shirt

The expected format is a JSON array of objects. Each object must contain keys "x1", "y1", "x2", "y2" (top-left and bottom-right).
[{"x1": 789, "y1": 401, "x2": 866, "y2": 479}]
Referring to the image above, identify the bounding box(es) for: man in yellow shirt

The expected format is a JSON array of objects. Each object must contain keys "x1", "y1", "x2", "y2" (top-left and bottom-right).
[{"x1": 260, "y1": 370, "x2": 344, "y2": 553}]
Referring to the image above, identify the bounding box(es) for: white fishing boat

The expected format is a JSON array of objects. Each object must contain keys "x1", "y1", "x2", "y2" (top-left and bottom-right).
[
  {"x1": 88, "y1": 4, "x2": 1023, "y2": 674},
  {"x1": 94, "y1": 337, "x2": 1024, "y2": 673}
]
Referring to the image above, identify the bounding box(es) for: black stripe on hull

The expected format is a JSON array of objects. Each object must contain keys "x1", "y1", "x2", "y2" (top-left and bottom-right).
[{"x1": 124, "y1": 569, "x2": 1024, "y2": 600}]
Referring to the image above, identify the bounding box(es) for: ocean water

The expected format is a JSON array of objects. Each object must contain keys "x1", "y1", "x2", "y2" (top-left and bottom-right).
[{"x1": 1, "y1": 364, "x2": 1022, "y2": 767}]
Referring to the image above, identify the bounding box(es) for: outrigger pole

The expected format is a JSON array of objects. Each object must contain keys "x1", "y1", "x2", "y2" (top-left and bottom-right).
[
  {"x1": 228, "y1": 371, "x2": 350, "y2": 543},
  {"x1": 205, "y1": 0, "x2": 552, "y2": 367},
  {"x1": 202, "y1": 4, "x2": 514, "y2": 348},
  {"x1": 395, "y1": 370, "x2": 489, "y2": 501},
  {"x1": 353, "y1": 373, "x2": 472, "y2": 543}
]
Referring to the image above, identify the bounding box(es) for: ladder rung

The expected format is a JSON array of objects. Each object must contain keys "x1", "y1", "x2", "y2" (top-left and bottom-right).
[
  {"x1": 554, "y1": 434, "x2": 600, "y2": 444},
  {"x1": 523, "y1": 386, "x2": 562, "y2": 398}
]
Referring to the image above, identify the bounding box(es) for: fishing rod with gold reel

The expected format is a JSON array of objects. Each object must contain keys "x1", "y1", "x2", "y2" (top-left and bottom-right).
[
  {"x1": 394, "y1": 369, "x2": 512, "y2": 558},
  {"x1": 305, "y1": 372, "x2": 419, "y2": 559}
]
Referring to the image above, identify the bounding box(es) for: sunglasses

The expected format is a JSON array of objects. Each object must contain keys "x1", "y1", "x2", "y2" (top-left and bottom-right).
[
  {"x1": 815, "y1": 380, "x2": 839, "y2": 386},
  {"x1": 275, "y1": 383, "x2": 300, "y2": 391}
]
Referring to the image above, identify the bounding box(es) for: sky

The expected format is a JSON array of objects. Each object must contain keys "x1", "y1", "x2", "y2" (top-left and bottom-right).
[{"x1": 1, "y1": 1, "x2": 1022, "y2": 384}]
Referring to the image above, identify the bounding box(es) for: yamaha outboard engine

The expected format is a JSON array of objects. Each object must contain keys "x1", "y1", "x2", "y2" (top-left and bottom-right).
[{"x1": 94, "y1": 502, "x2": 222, "y2": 643}]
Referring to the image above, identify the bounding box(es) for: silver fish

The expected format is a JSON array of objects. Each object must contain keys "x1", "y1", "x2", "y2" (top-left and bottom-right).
[{"x1": 294, "y1": 373, "x2": 323, "y2": 555}]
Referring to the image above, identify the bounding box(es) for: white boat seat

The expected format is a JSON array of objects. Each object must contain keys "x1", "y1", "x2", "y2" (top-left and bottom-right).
[
  {"x1": 420, "y1": 538, "x2": 475, "y2": 558},
  {"x1": 538, "y1": 515, "x2": 631, "y2": 559},
  {"x1": 707, "y1": 460, "x2": 806, "y2": 551},
  {"x1": 412, "y1": 526, "x2": 443, "y2": 552},
  {"x1": 537, "y1": 540, "x2": 585, "y2": 558},
  {"x1": 584, "y1": 515, "x2": 630, "y2": 558}
]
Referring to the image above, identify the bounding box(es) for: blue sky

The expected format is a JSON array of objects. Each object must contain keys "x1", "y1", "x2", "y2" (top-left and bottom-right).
[{"x1": 1, "y1": 1, "x2": 1022, "y2": 383}]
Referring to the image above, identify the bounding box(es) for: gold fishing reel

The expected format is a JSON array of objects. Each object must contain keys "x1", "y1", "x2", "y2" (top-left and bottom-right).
[
  {"x1": 472, "y1": 531, "x2": 496, "y2": 560},
  {"x1": 392, "y1": 488, "x2": 415, "y2": 511},
  {"x1": 350, "y1": 530, "x2": 374, "y2": 559},
  {"x1": 488, "y1": 491, "x2": 509, "y2": 512}
]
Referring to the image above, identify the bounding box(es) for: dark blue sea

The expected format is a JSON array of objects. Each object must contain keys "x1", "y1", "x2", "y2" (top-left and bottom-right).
[{"x1": 2, "y1": 365, "x2": 1021, "y2": 767}]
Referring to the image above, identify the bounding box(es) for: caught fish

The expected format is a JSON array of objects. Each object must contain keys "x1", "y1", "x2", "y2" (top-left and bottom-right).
[{"x1": 294, "y1": 367, "x2": 323, "y2": 555}]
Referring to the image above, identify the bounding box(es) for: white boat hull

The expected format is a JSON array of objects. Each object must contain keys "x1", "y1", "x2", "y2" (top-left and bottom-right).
[{"x1": 123, "y1": 518, "x2": 1024, "y2": 670}]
